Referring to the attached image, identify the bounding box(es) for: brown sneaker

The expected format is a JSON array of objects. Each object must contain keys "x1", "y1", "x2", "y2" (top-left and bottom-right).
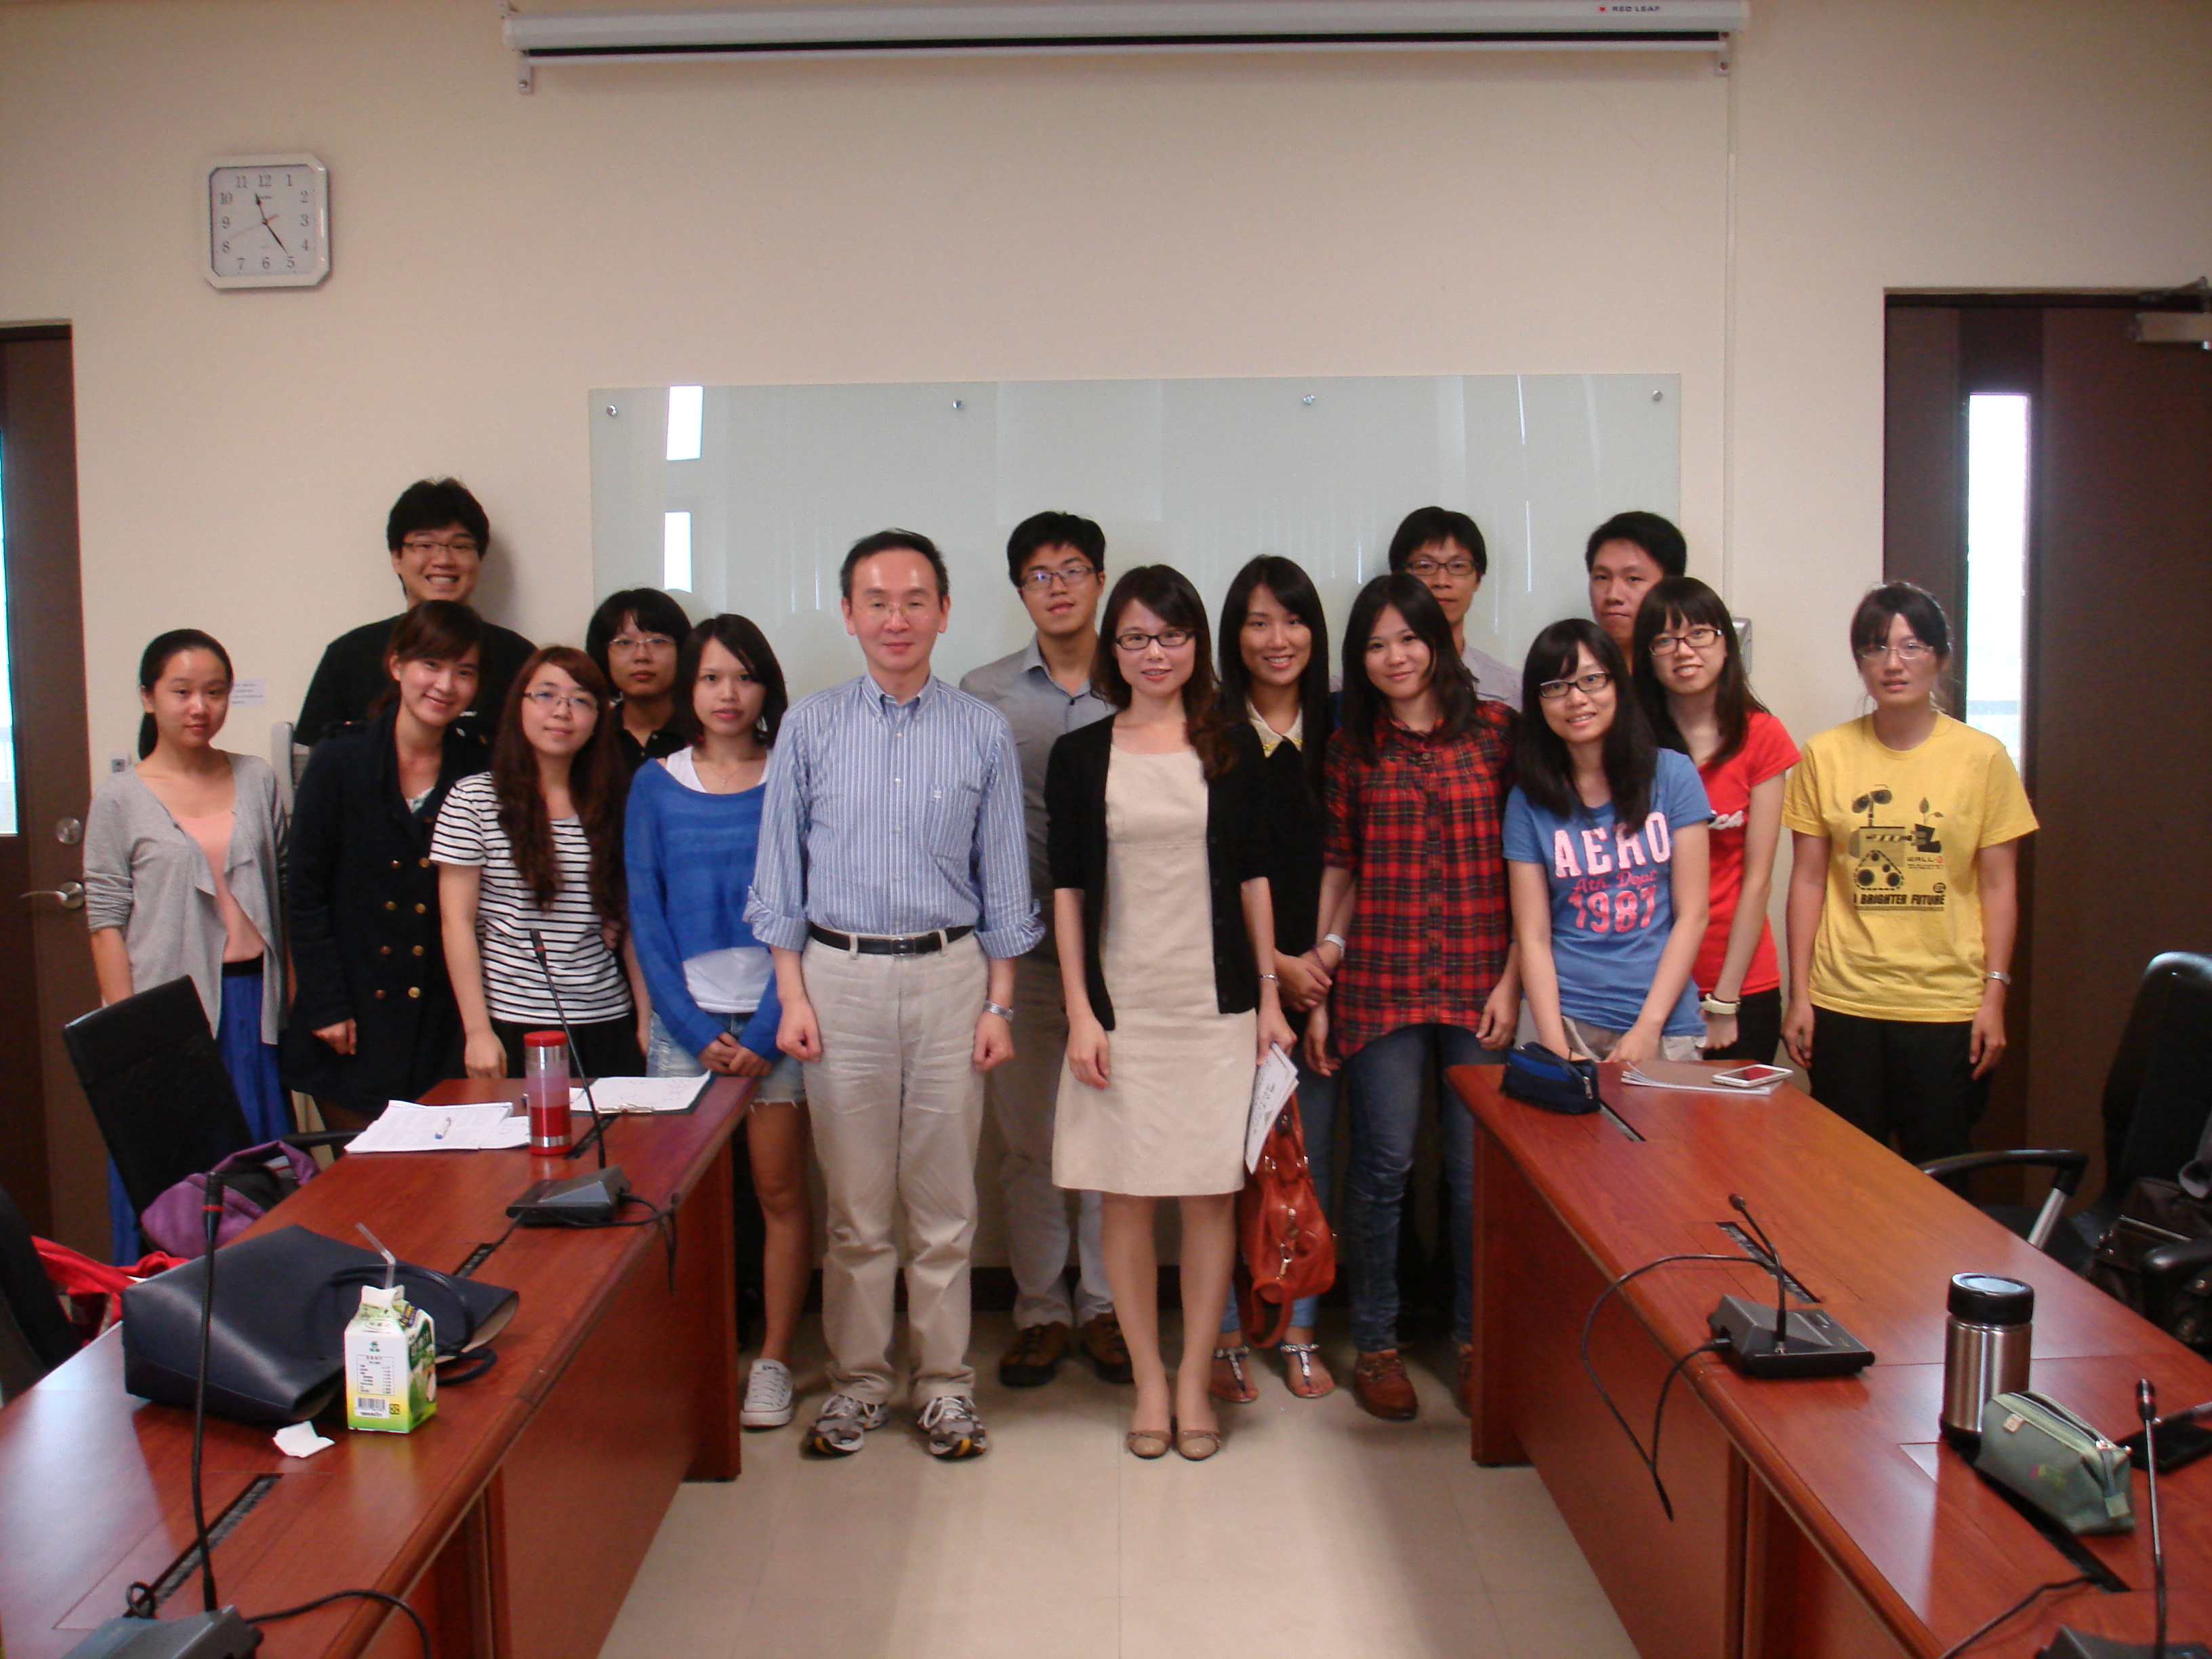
[
  {"x1": 1079, "y1": 1313, "x2": 1135, "y2": 1384},
  {"x1": 1353, "y1": 1349, "x2": 1418, "y2": 1421},
  {"x1": 998, "y1": 1322, "x2": 1070, "y2": 1388}
]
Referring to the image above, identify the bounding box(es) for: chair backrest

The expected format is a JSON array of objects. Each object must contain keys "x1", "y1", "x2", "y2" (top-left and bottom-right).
[
  {"x1": 2100, "y1": 952, "x2": 2212, "y2": 1204},
  {"x1": 0, "y1": 1181, "x2": 81, "y2": 1382},
  {"x1": 62, "y1": 977, "x2": 253, "y2": 1222}
]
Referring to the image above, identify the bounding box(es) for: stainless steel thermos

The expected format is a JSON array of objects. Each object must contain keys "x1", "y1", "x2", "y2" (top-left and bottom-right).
[{"x1": 1941, "y1": 1273, "x2": 2035, "y2": 1451}]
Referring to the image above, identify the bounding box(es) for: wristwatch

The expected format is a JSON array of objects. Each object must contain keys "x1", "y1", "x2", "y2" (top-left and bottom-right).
[
  {"x1": 1700, "y1": 994, "x2": 1741, "y2": 1017},
  {"x1": 983, "y1": 1001, "x2": 1016, "y2": 1021}
]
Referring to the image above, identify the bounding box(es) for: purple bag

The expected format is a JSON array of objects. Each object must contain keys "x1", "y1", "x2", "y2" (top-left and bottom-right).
[{"x1": 140, "y1": 1140, "x2": 319, "y2": 1258}]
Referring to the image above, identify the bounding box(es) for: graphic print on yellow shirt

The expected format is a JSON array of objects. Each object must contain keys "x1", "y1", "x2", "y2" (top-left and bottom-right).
[{"x1": 1781, "y1": 714, "x2": 2037, "y2": 1021}]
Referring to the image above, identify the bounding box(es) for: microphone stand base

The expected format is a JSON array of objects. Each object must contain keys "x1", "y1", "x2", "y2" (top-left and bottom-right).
[
  {"x1": 1708, "y1": 1295, "x2": 1874, "y2": 1378},
  {"x1": 2036, "y1": 1636, "x2": 2210, "y2": 1658},
  {"x1": 65, "y1": 1608, "x2": 262, "y2": 1657}
]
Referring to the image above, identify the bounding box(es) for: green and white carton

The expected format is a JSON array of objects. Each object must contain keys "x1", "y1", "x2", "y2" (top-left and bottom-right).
[{"x1": 344, "y1": 1283, "x2": 436, "y2": 1433}]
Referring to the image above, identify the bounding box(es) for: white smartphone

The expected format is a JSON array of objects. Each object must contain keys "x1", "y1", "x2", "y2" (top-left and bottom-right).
[{"x1": 1711, "y1": 1063, "x2": 1790, "y2": 1088}]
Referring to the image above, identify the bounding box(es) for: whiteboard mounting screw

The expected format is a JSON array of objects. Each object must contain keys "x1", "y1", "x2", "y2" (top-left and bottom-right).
[
  {"x1": 1651, "y1": 389, "x2": 1664, "y2": 402},
  {"x1": 605, "y1": 404, "x2": 619, "y2": 417},
  {"x1": 1302, "y1": 394, "x2": 1316, "y2": 405},
  {"x1": 951, "y1": 398, "x2": 964, "y2": 411}
]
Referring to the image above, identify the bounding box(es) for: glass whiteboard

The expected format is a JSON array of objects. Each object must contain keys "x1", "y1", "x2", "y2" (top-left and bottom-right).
[{"x1": 590, "y1": 374, "x2": 1679, "y2": 697}]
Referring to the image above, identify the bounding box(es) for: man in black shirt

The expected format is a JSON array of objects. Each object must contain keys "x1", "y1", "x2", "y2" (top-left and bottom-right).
[{"x1": 295, "y1": 478, "x2": 535, "y2": 744}]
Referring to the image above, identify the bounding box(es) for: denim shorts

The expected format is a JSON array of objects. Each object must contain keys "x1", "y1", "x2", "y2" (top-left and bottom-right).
[{"x1": 644, "y1": 1010, "x2": 806, "y2": 1104}]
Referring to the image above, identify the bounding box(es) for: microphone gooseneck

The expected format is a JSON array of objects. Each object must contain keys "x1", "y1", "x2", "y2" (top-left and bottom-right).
[
  {"x1": 526, "y1": 927, "x2": 610, "y2": 1167},
  {"x1": 1729, "y1": 1193, "x2": 1791, "y2": 1347},
  {"x1": 2144, "y1": 1378, "x2": 2168, "y2": 1659}
]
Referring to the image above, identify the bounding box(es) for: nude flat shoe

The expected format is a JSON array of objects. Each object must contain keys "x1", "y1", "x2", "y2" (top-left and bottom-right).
[{"x1": 1174, "y1": 1425, "x2": 1223, "y2": 1461}]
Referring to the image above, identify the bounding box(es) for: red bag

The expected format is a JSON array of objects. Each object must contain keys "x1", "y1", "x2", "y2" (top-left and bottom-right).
[
  {"x1": 1236, "y1": 1094, "x2": 1336, "y2": 1347},
  {"x1": 34, "y1": 1239, "x2": 188, "y2": 1344}
]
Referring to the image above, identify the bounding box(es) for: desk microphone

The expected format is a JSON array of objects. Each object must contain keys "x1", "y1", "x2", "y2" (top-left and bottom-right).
[
  {"x1": 1708, "y1": 1193, "x2": 1872, "y2": 1379},
  {"x1": 504, "y1": 928, "x2": 629, "y2": 1227},
  {"x1": 2036, "y1": 1378, "x2": 2210, "y2": 1658}
]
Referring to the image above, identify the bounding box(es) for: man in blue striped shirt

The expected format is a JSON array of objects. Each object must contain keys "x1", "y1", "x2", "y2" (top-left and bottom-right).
[{"x1": 747, "y1": 529, "x2": 1042, "y2": 1460}]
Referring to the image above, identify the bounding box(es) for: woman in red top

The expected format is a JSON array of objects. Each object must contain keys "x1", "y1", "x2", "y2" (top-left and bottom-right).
[
  {"x1": 1633, "y1": 577, "x2": 1797, "y2": 1062},
  {"x1": 1308, "y1": 574, "x2": 1517, "y2": 1422}
]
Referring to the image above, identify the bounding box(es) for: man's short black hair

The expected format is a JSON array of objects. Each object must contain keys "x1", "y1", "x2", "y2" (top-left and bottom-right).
[
  {"x1": 1387, "y1": 506, "x2": 1488, "y2": 580},
  {"x1": 840, "y1": 529, "x2": 949, "y2": 600},
  {"x1": 1583, "y1": 510, "x2": 1687, "y2": 577},
  {"x1": 585, "y1": 588, "x2": 693, "y2": 683},
  {"x1": 387, "y1": 478, "x2": 491, "y2": 556},
  {"x1": 1005, "y1": 511, "x2": 1106, "y2": 586}
]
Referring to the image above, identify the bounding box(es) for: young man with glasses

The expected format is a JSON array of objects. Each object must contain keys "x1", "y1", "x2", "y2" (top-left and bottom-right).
[
  {"x1": 296, "y1": 478, "x2": 536, "y2": 744},
  {"x1": 1386, "y1": 506, "x2": 1522, "y2": 710},
  {"x1": 957, "y1": 512, "x2": 1131, "y2": 1391},
  {"x1": 585, "y1": 586, "x2": 693, "y2": 772},
  {"x1": 748, "y1": 529, "x2": 1040, "y2": 1460}
]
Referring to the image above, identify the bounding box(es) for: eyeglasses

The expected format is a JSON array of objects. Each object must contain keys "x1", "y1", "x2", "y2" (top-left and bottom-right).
[
  {"x1": 400, "y1": 535, "x2": 479, "y2": 558},
  {"x1": 1650, "y1": 625, "x2": 1725, "y2": 655},
  {"x1": 1021, "y1": 564, "x2": 1099, "y2": 591},
  {"x1": 1856, "y1": 639, "x2": 1936, "y2": 662},
  {"x1": 1406, "y1": 556, "x2": 1477, "y2": 579},
  {"x1": 609, "y1": 634, "x2": 676, "y2": 656},
  {"x1": 1536, "y1": 671, "x2": 1614, "y2": 701},
  {"x1": 856, "y1": 596, "x2": 943, "y2": 621},
  {"x1": 1114, "y1": 628, "x2": 1194, "y2": 653},
  {"x1": 522, "y1": 689, "x2": 598, "y2": 714}
]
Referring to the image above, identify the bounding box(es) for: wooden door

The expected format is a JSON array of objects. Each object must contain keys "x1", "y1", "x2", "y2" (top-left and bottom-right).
[{"x1": 0, "y1": 330, "x2": 104, "y2": 1250}]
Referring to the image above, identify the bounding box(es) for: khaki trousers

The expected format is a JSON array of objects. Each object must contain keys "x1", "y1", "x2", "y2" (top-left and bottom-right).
[{"x1": 801, "y1": 933, "x2": 988, "y2": 1406}]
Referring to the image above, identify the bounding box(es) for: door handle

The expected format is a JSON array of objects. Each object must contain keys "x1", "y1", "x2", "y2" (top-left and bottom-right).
[{"x1": 21, "y1": 880, "x2": 85, "y2": 911}]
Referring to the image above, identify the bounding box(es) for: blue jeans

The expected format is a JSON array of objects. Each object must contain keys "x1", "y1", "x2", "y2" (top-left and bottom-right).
[
  {"x1": 1220, "y1": 1057, "x2": 1339, "y2": 1337},
  {"x1": 1343, "y1": 1023, "x2": 1498, "y2": 1351}
]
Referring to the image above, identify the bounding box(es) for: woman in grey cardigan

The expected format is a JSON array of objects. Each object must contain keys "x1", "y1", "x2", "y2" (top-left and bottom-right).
[{"x1": 84, "y1": 630, "x2": 285, "y2": 1261}]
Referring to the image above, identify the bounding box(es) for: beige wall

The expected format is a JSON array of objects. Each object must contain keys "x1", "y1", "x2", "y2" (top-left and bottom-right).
[{"x1": 3, "y1": 0, "x2": 2202, "y2": 769}]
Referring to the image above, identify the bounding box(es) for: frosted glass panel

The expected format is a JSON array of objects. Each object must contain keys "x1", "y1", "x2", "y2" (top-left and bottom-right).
[{"x1": 590, "y1": 375, "x2": 1678, "y2": 697}]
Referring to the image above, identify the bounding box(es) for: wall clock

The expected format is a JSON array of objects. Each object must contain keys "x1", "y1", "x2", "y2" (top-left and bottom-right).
[{"x1": 206, "y1": 154, "x2": 329, "y2": 289}]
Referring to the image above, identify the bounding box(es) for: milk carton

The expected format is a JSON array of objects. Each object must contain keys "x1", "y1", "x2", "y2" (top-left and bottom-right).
[{"x1": 344, "y1": 1283, "x2": 436, "y2": 1433}]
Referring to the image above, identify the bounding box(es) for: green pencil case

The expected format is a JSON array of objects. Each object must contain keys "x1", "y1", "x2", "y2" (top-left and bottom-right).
[{"x1": 1974, "y1": 1389, "x2": 2135, "y2": 1535}]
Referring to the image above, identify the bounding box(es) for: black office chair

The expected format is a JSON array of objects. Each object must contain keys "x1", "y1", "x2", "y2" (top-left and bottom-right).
[
  {"x1": 0, "y1": 1181, "x2": 81, "y2": 1393},
  {"x1": 1922, "y1": 951, "x2": 2212, "y2": 1273},
  {"x1": 62, "y1": 977, "x2": 348, "y2": 1252}
]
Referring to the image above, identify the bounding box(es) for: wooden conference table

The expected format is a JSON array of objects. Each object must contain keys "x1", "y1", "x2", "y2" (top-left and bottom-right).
[
  {"x1": 0, "y1": 1076, "x2": 750, "y2": 1659},
  {"x1": 1451, "y1": 1062, "x2": 2212, "y2": 1659}
]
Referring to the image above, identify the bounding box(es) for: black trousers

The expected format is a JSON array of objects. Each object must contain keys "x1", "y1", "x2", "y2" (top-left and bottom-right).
[
  {"x1": 492, "y1": 1015, "x2": 644, "y2": 1080},
  {"x1": 1702, "y1": 986, "x2": 1783, "y2": 1065},
  {"x1": 1806, "y1": 1006, "x2": 1988, "y2": 1163}
]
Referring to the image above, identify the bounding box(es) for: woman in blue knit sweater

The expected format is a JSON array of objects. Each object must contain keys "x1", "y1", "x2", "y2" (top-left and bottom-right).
[{"x1": 626, "y1": 613, "x2": 811, "y2": 1429}]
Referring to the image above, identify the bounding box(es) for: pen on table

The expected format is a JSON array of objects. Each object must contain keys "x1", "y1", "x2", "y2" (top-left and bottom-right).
[{"x1": 433, "y1": 1114, "x2": 453, "y2": 1142}]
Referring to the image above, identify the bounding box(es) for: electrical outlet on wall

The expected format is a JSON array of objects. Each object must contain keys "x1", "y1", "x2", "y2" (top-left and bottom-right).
[{"x1": 108, "y1": 753, "x2": 128, "y2": 774}]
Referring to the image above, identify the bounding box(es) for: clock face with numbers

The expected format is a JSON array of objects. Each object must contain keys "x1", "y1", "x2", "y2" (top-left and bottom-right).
[{"x1": 206, "y1": 155, "x2": 329, "y2": 289}]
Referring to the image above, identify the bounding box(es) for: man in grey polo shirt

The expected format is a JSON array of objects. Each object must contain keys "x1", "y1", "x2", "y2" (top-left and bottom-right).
[
  {"x1": 1387, "y1": 505, "x2": 1523, "y2": 710},
  {"x1": 958, "y1": 511, "x2": 1129, "y2": 1390}
]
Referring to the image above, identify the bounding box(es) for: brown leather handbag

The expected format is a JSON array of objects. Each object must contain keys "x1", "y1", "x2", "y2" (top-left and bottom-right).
[{"x1": 1237, "y1": 1094, "x2": 1336, "y2": 1347}]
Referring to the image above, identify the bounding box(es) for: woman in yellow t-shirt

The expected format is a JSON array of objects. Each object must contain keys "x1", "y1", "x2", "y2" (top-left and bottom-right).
[{"x1": 1780, "y1": 583, "x2": 2037, "y2": 1160}]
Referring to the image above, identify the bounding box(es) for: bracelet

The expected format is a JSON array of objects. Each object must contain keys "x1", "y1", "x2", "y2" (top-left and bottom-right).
[
  {"x1": 1700, "y1": 994, "x2": 1741, "y2": 1017},
  {"x1": 983, "y1": 1001, "x2": 1016, "y2": 1020},
  {"x1": 1322, "y1": 933, "x2": 1347, "y2": 954},
  {"x1": 1257, "y1": 972, "x2": 1280, "y2": 983},
  {"x1": 1984, "y1": 970, "x2": 2013, "y2": 987}
]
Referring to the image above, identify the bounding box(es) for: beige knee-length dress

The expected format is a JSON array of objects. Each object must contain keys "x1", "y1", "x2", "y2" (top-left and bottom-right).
[{"x1": 1052, "y1": 745, "x2": 1254, "y2": 1197}]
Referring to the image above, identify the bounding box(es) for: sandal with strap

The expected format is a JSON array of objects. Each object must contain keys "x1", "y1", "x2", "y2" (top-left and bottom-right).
[
  {"x1": 1279, "y1": 1341, "x2": 1336, "y2": 1399},
  {"x1": 1208, "y1": 1345, "x2": 1257, "y2": 1404}
]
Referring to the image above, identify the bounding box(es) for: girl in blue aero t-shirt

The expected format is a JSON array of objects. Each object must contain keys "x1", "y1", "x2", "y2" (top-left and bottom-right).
[{"x1": 1504, "y1": 620, "x2": 1714, "y2": 1068}]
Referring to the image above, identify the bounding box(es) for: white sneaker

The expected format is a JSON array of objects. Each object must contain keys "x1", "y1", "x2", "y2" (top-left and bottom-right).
[{"x1": 741, "y1": 1357, "x2": 795, "y2": 1429}]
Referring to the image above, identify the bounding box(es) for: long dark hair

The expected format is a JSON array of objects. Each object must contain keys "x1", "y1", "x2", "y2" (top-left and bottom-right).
[
  {"x1": 1337, "y1": 574, "x2": 1482, "y2": 765},
  {"x1": 1517, "y1": 619, "x2": 1656, "y2": 830},
  {"x1": 137, "y1": 629, "x2": 232, "y2": 758},
  {"x1": 669, "y1": 615, "x2": 788, "y2": 749},
  {"x1": 1093, "y1": 565, "x2": 1232, "y2": 779},
  {"x1": 1633, "y1": 577, "x2": 1765, "y2": 769},
  {"x1": 490, "y1": 646, "x2": 626, "y2": 921},
  {"x1": 370, "y1": 600, "x2": 485, "y2": 718},
  {"x1": 1217, "y1": 556, "x2": 1333, "y2": 796}
]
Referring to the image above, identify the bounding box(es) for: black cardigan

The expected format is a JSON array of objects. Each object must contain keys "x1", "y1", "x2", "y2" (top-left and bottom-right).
[
  {"x1": 280, "y1": 707, "x2": 489, "y2": 1107},
  {"x1": 1044, "y1": 719, "x2": 1268, "y2": 1031}
]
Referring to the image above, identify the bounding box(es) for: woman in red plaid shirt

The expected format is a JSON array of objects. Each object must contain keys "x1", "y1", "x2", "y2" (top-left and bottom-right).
[{"x1": 1305, "y1": 573, "x2": 1518, "y2": 1422}]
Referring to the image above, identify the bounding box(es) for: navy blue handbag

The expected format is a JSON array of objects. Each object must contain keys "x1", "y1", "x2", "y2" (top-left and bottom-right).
[{"x1": 1501, "y1": 1044, "x2": 1601, "y2": 1115}]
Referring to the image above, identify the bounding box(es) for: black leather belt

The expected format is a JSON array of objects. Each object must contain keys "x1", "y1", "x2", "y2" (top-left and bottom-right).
[{"x1": 807, "y1": 923, "x2": 974, "y2": 956}]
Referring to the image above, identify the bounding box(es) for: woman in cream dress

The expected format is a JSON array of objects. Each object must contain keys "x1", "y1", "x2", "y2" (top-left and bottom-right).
[{"x1": 1046, "y1": 565, "x2": 1293, "y2": 1461}]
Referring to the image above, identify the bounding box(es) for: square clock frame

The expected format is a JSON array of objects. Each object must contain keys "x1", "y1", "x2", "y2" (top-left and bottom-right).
[{"x1": 207, "y1": 154, "x2": 329, "y2": 289}]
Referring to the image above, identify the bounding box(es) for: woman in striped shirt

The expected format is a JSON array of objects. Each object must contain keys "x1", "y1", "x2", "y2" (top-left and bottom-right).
[{"x1": 434, "y1": 645, "x2": 646, "y2": 1078}]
